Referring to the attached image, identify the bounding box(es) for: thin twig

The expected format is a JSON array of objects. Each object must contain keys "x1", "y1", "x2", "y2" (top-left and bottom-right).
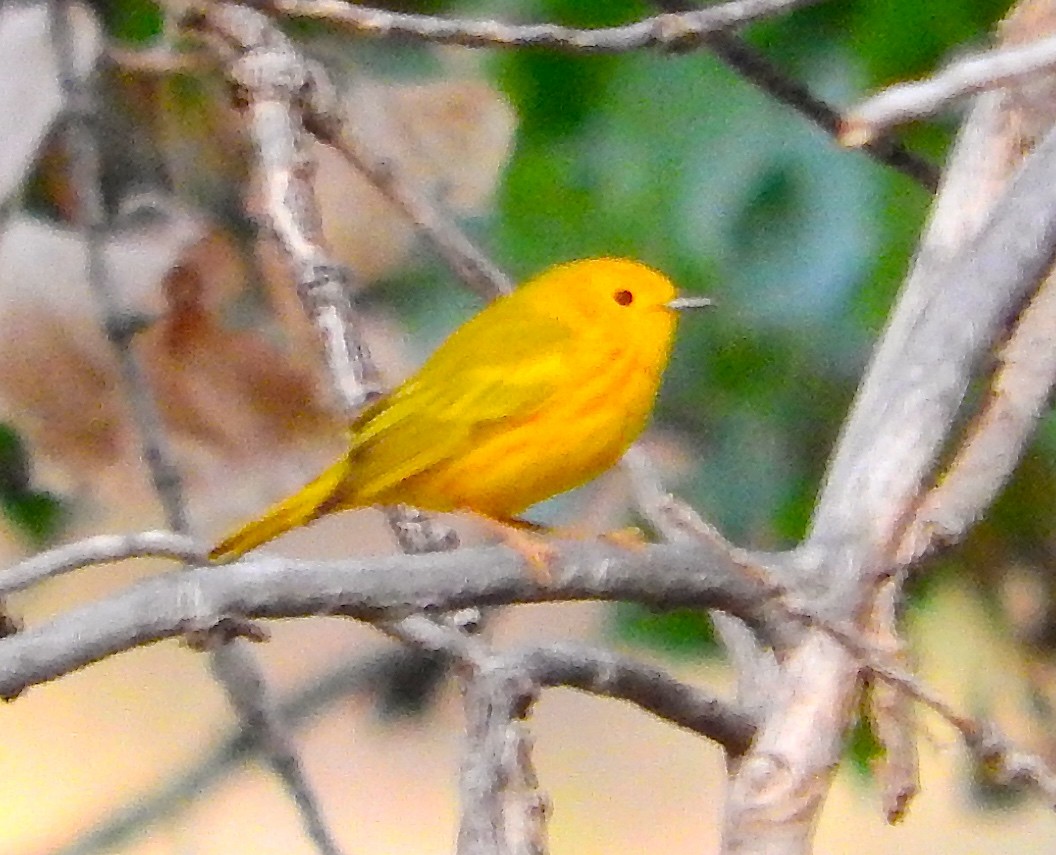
[
  {"x1": 207, "y1": 640, "x2": 347, "y2": 855},
  {"x1": 45, "y1": 653, "x2": 391, "y2": 855},
  {"x1": 622, "y1": 446, "x2": 783, "y2": 721},
  {"x1": 0, "y1": 530, "x2": 204, "y2": 596},
  {"x1": 865, "y1": 577, "x2": 918, "y2": 824},
  {"x1": 387, "y1": 615, "x2": 755, "y2": 755},
  {"x1": 648, "y1": 0, "x2": 937, "y2": 190},
  {"x1": 51, "y1": 0, "x2": 189, "y2": 533},
  {"x1": 842, "y1": 33, "x2": 1056, "y2": 146},
  {"x1": 703, "y1": 32, "x2": 938, "y2": 190},
  {"x1": 458, "y1": 661, "x2": 548, "y2": 855},
  {"x1": 303, "y1": 93, "x2": 514, "y2": 299},
  {"x1": 258, "y1": 0, "x2": 827, "y2": 53},
  {"x1": 513, "y1": 642, "x2": 755, "y2": 755},
  {"x1": 220, "y1": 17, "x2": 382, "y2": 414}
]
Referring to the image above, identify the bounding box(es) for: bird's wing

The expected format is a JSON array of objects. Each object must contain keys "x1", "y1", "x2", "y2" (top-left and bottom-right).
[{"x1": 343, "y1": 304, "x2": 574, "y2": 502}]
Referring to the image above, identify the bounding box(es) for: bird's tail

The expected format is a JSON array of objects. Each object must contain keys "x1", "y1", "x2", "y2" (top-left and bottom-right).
[{"x1": 208, "y1": 459, "x2": 349, "y2": 563}]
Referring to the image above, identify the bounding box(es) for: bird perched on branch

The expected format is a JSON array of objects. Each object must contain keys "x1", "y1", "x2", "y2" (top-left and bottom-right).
[{"x1": 209, "y1": 257, "x2": 711, "y2": 564}]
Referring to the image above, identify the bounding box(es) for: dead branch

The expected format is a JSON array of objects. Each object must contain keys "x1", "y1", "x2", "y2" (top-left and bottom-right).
[
  {"x1": 52, "y1": 0, "x2": 188, "y2": 532},
  {"x1": 0, "y1": 530, "x2": 203, "y2": 596},
  {"x1": 0, "y1": 539, "x2": 777, "y2": 699},
  {"x1": 256, "y1": 0, "x2": 826, "y2": 53},
  {"x1": 843, "y1": 33, "x2": 1056, "y2": 145}
]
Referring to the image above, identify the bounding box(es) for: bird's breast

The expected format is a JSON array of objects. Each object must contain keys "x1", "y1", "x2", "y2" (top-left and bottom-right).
[{"x1": 401, "y1": 340, "x2": 665, "y2": 518}]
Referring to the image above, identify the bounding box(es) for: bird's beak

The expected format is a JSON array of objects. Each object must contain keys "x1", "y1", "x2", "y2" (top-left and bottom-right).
[{"x1": 666, "y1": 295, "x2": 714, "y2": 310}]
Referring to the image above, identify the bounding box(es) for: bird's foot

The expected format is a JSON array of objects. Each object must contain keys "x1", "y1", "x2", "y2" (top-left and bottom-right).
[
  {"x1": 475, "y1": 516, "x2": 555, "y2": 583},
  {"x1": 599, "y1": 525, "x2": 648, "y2": 551}
]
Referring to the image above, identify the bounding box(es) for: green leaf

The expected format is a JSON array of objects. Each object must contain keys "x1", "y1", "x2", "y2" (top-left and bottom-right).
[
  {"x1": 0, "y1": 424, "x2": 30, "y2": 496},
  {"x1": 612, "y1": 604, "x2": 720, "y2": 658},
  {"x1": 3, "y1": 492, "x2": 66, "y2": 548},
  {"x1": 97, "y1": 0, "x2": 164, "y2": 44}
]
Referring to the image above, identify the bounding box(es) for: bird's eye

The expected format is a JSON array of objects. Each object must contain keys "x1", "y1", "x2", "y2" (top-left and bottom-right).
[{"x1": 613, "y1": 289, "x2": 634, "y2": 306}]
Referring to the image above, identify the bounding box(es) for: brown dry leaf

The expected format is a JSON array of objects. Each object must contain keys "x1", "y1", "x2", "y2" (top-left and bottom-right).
[
  {"x1": 0, "y1": 205, "x2": 341, "y2": 520},
  {"x1": 141, "y1": 241, "x2": 336, "y2": 466},
  {"x1": 0, "y1": 208, "x2": 203, "y2": 475}
]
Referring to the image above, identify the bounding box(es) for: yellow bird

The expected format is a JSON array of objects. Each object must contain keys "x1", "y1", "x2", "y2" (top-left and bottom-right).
[{"x1": 210, "y1": 257, "x2": 710, "y2": 562}]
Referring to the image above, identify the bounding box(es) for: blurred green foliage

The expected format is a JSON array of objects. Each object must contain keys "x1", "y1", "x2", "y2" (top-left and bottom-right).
[
  {"x1": 93, "y1": 0, "x2": 163, "y2": 44},
  {"x1": 846, "y1": 704, "x2": 882, "y2": 780},
  {"x1": 0, "y1": 425, "x2": 65, "y2": 549},
  {"x1": 613, "y1": 604, "x2": 720, "y2": 657}
]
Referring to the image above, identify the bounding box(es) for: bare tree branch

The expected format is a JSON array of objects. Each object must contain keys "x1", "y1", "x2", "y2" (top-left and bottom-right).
[
  {"x1": 717, "y1": 101, "x2": 1056, "y2": 850},
  {"x1": 842, "y1": 33, "x2": 1056, "y2": 146},
  {"x1": 512, "y1": 642, "x2": 755, "y2": 755},
  {"x1": 383, "y1": 615, "x2": 551, "y2": 855},
  {"x1": 649, "y1": 0, "x2": 937, "y2": 190},
  {"x1": 207, "y1": 640, "x2": 347, "y2": 855},
  {"x1": 200, "y1": 4, "x2": 381, "y2": 414},
  {"x1": 808, "y1": 117, "x2": 1056, "y2": 574},
  {"x1": 865, "y1": 579, "x2": 918, "y2": 824},
  {"x1": 50, "y1": 8, "x2": 348, "y2": 848},
  {"x1": 897, "y1": 269, "x2": 1056, "y2": 565},
  {"x1": 0, "y1": 530, "x2": 203, "y2": 596},
  {"x1": 457, "y1": 660, "x2": 548, "y2": 855},
  {"x1": 51, "y1": 0, "x2": 188, "y2": 533},
  {"x1": 255, "y1": 0, "x2": 827, "y2": 53},
  {"x1": 0, "y1": 540, "x2": 778, "y2": 699},
  {"x1": 46, "y1": 654, "x2": 391, "y2": 855}
]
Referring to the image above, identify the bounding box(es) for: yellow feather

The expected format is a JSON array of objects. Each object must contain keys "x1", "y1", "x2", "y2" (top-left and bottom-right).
[{"x1": 209, "y1": 458, "x2": 349, "y2": 562}]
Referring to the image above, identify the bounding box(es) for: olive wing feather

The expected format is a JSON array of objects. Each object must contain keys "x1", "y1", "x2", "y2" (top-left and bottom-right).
[{"x1": 342, "y1": 300, "x2": 574, "y2": 502}]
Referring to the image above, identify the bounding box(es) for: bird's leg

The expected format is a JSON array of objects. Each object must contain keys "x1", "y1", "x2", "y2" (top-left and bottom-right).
[
  {"x1": 474, "y1": 515, "x2": 556, "y2": 583},
  {"x1": 473, "y1": 515, "x2": 650, "y2": 583},
  {"x1": 508, "y1": 517, "x2": 648, "y2": 551}
]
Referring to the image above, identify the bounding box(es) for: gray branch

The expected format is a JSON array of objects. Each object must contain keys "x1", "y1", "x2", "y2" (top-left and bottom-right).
[
  {"x1": 0, "y1": 540, "x2": 776, "y2": 700},
  {"x1": 722, "y1": 85, "x2": 1056, "y2": 854},
  {"x1": 50, "y1": 7, "x2": 349, "y2": 848},
  {"x1": 842, "y1": 33, "x2": 1056, "y2": 145},
  {"x1": 508, "y1": 642, "x2": 755, "y2": 756},
  {"x1": 207, "y1": 640, "x2": 347, "y2": 855},
  {"x1": 897, "y1": 269, "x2": 1056, "y2": 565},
  {"x1": 0, "y1": 530, "x2": 203, "y2": 596},
  {"x1": 51, "y1": 0, "x2": 188, "y2": 533},
  {"x1": 260, "y1": 0, "x2": 826, "y2": 53}
]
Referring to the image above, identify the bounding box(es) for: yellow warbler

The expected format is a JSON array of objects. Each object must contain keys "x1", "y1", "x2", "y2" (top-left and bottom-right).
[{"x1": 210, "y1": 257, "x2": 710, "y2": 562}]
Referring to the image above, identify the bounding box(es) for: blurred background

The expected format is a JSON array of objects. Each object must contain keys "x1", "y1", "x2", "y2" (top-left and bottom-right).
[{"x1": 4, "y1": 0, "x2": 1056, "y2": 851}]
